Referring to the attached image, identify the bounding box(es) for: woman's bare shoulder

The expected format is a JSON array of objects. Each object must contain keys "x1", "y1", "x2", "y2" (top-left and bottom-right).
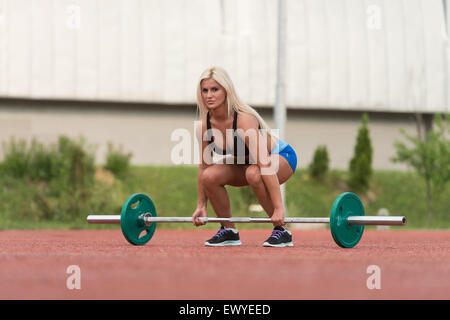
[{"x1": 237, "y1": 112, "x2": 259, "y2": 130}]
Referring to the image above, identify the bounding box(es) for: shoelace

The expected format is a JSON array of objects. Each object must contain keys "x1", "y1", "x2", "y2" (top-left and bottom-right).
[
  {"x1": 213, "y1": 227, "x2": 228, "y2": 239},
  {"x1": 270, "y1": 229, "x2": 285, "y2": 240}
]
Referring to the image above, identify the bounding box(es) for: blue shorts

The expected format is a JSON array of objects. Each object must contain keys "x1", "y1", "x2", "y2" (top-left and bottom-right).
[{"x1": 270, "y1": 139, "x2": 298, "y2": 173}]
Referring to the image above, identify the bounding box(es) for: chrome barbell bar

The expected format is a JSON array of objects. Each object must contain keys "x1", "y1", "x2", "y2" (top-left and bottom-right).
[{"x1": 87, "y1": 214, "x2": 406, "y2": 226}]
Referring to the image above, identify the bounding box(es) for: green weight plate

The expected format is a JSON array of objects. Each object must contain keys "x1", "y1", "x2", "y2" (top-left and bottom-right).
[
  {"x1": 120, "y1": 193, "x2": 157, "y2": 245},
  {"x1": 330, "y1": 192, "x2": 365, "y2": 248}
]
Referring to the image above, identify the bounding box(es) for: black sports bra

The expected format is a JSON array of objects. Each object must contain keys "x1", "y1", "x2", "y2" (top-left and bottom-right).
[{"x1": 206, "y1": 111, "x2": 260, "y2": 157}]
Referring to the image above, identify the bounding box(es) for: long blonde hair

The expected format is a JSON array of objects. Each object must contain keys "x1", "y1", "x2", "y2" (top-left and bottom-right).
[{"x1": 196, "y1": 66, "x2": 273, "y2": 135}]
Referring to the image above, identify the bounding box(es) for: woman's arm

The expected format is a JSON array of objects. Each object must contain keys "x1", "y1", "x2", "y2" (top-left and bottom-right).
[
  {"x1": 192, "y1": 117, "x2": 212, "y2": 225},
  {"x1": 196, "y1": 163, "x2": 208, "y2": 209}
]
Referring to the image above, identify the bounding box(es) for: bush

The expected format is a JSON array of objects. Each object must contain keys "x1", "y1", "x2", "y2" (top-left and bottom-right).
[
  {"x1": 28, "y1": 139, "x2": 58, "y2": 181},
  {"x1": 53, "y1": 136, "x2": 96, "y2": 191},
  {"x1": 0, "y1": 136, "x2": 96, "y2": 186},
  {"x1": 1, "y1": 138, "x2": 29, "y2": 179},
  {"x1": 392, "y1": 113, "x2": 450, "y2": 218},
  {"x1": 0, "y1": 135, "x2": 98, "y2": 221},
  {"x1": 309, "y1": 145, "x2": 329, "y2": 180},
  {"x1": 104, "y1": 142, "x2": 132, "y2": 178},
  {"x1": 348, "y1": 113, "x2": 373, "y2": 192}
]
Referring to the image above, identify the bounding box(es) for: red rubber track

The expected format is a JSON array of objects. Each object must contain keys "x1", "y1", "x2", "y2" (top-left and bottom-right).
[{"x1": 0, "y1": 229, "x2": 449, "y2": 299}]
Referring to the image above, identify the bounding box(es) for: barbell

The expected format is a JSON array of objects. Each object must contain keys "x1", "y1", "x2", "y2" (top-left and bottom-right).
[{"x1": 86, "y1": 192, "x2": 406, "y2": 248}]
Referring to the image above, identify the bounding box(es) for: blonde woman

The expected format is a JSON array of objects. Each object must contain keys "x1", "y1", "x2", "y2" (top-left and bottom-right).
[{"x1": 191, "y1": 67, "x2": 298, "y2": 247}]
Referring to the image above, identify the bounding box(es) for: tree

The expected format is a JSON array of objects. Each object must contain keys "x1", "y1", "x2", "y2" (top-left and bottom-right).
[
  {"x1": 348, "y1": 113, "x2": 373, "y2": 192},
  {"x1": 392, "y1": 113, "x2": 450, "y2": 219},
  {"x1": 309, "y1": 145, "x2": 329, "y2": 180}
]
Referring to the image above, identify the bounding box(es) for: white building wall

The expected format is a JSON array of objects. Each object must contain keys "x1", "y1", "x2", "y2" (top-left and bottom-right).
[
  {"x1": 0, "y1": 101, "x2": 419, "y2": 170},
  {"x1": 0, "y1": 0, "x2": 448, "y2": 113}
]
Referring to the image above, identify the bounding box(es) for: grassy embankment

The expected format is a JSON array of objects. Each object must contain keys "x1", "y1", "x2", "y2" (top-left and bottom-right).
[{"x1": 1, "y1": 166, "x2": 448, "y2": 231}]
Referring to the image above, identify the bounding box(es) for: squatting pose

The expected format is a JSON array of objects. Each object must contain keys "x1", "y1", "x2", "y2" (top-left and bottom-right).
[{"x1": 191, "y1": 67, "x2": 298, "y2": 247}]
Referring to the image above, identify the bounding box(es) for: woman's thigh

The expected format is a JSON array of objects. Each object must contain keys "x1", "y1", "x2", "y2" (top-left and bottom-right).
[
  {"x1": 272, "y1": 154, "x2": 294, "y2": 184},
  {"x1": 203, "y1": 155, "x2": 293, "y2": 188},
  {"x1": 245, "y1": 154, "x2": 294, "y2": 186},
  {"x1": 202, "y1": 164, "x2": 250, "y2": 187}
]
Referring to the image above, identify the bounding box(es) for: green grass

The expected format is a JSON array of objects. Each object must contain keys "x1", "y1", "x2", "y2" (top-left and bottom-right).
[
  {"x1": 286, "y1": 169, "x2": 450, "y2": 230},
  {"x1": 0, "y1": 166, "x2": 449, "y2": 230}
]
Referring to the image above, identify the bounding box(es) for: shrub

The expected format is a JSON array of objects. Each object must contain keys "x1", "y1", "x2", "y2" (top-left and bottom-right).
[
  {"x1": 54, "y1": 136, "x2": 96, "y2": 190},
  {"x1": 104, "y1": 142, "x2": 132, "y2": 178},
  {"x1": 348, "y1": 113, "x2": 373, "y2": 192},
  {"x1": 1, "y1": 138, "x2": 29, "y2": 179},
  {"x1": 0, "y1": 135, "x2": 98, "y2": 221},
  {"x1": 28, "y1": 139, "x2": 59, "y2": 181},
  {"x1": 309, "y1": 145, "x2": 329, "y2": 180},
  {"x1": 392, "y1": 113, "x2": 450, "y2": 218},
  {"x1": 0, "y1": 136, "x2": 96, "y2": 186}
]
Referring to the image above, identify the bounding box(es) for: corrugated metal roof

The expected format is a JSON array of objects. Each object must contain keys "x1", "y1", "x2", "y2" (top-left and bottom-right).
[{"x1": 0, "y1": 0, "x2": 448, "y2": 113}]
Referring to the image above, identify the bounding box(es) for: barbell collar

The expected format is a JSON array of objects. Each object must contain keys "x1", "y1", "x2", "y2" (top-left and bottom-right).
[
  {"x1": 347, "y1": 216, "x2": 406, "y2": 226},
  {"x1": 87, "y1": 215, "x2": 121, "y2": 224}
]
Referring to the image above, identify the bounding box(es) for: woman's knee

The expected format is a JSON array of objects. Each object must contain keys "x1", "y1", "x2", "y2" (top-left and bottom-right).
[
  {"x1": 245, "y1": 165, "x2": 263, "y2": 187},
  {"x1": 201, "y1": 166, "x2": 221, "y2": 187}
]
